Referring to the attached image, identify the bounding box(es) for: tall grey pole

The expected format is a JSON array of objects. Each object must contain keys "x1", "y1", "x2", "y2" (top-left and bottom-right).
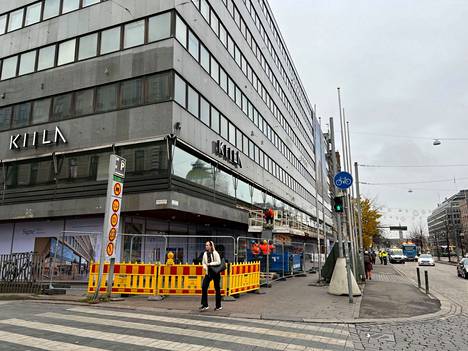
[
  {"x1": 329, "y1": 117, "x2": 343, "y2": 258},
  {"x1": 354, "y1": 162, "x2": 365, "y2": 274}
]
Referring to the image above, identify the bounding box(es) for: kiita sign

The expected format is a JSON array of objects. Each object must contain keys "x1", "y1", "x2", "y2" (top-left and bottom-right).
[{"x1": 9, "y1": 126, "x2": 67, "y2": 150}]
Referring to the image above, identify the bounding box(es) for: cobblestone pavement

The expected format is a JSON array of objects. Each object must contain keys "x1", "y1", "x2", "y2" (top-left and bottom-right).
[{"x1": 0, "y1": 300, "x2": 355, "y2": 350}]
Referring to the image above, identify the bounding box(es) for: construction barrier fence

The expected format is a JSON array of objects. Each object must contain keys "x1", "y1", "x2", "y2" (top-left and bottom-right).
[{"x1": 88, "y1": 261, "x2": 259, "y2": 297}]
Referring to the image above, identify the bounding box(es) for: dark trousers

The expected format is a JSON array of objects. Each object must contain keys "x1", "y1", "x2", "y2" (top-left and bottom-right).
[{"x1": 201, "y1": 272, "x2": 222, "y2": 308}]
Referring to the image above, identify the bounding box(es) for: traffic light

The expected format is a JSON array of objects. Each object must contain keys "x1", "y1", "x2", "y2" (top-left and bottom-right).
[{"x1": 333, "y1": 196, "x2": 344, "y2": 213}]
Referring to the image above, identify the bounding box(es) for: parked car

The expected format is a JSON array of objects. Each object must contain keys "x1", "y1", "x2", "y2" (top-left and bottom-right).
[
  {"x1": 418, "y1": 254, "x2": 435, "y2": 266},
  {"x1": 457, "y1": 258, "x2": 468, "y2": 279}
]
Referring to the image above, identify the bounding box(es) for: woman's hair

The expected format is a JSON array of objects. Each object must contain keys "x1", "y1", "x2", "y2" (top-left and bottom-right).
[{"x1": 206, "y1": 241, "x2": 216, "y2": 251}]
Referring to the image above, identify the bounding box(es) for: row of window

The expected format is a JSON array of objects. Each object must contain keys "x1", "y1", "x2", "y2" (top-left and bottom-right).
[
  {"x1": 0, "y1": 71, "x2": 172, "y2": 130},
  {"x1": 0, "y1": 0, "x2": 101, "y2": 36},
  {"x1": 175, "y1": 15, "x2": 314, "y2": 185},
  {"x1": 173, "y1": 73, "x2": 315, "y2": 207},
  {"x1": 0, "y1": 140, "x2": 319, "y2": 227},
  {"x1": 221, "y1": 0, "x2": 315, "y2": 147},
  {"x1": 0, "y1": 11, "x2": 172, "y2": 80},
  {"x1": 189, "y1": 1, "x2": 316, "y2": 174},
  {"x1": 247, "y1": 0, "x2": 314, "y2": 125}
]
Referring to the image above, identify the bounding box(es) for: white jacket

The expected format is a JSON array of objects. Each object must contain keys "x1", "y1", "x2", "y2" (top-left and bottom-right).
[{"x1": 202, "y1": 250, "x2": 221, "y2": 273}]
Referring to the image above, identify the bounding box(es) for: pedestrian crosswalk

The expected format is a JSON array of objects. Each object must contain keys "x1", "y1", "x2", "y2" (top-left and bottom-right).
[{"x1": 0, "y1": 304, "x2": 354, "y2": 351}]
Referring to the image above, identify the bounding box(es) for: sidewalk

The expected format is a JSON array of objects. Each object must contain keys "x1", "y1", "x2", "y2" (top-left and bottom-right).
[
  {"x1": 359, "y1": 263, "x2": 440, "y2": 319},
  {"x1": 436, "y1": 256, "x2": 459, "y2": 265}
]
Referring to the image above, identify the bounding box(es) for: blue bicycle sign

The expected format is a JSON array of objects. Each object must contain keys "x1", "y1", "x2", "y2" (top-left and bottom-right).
[{"x1": 334, "y1": 171, "x2": 353, "y2": 189}]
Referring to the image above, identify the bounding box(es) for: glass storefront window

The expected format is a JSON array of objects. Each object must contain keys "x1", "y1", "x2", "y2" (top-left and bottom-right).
[
  {"x1": 124, "y1": 20, "x2": 145, "y2": 48},
  {"x1": 252, "y1": 187, "x2": 264, "y2": 208},
  {"x1": 215, "y1": 168, "x2": 235, "y2": 197},
  {"x1": 25, "y1": 2, "x2": 42, "y2": 26},
  {"x1": 148, "y1": 12, "x2": 171, "y2": 42},
  {"x1": 38, "y1": 45, "x2": 56, "y2": 71},
  {"x1": 120, "y1": 143, "x2": 168, "y2": 177},
  {"x1": 100, "y1": 27, "x2": 121, "y2": 54},
  {"x1": 78, "y1": 33, "x2": 98, "y2": 60},
  {"x1": 173, "y1": 147, "x2": 214, "y2": 190},
  {"x1": 236, "y1": 179, "x2": 251, "y2": 203}
]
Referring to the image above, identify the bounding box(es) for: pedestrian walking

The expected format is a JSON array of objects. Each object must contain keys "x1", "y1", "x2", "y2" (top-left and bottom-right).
[
  {"x1": 382, "y1": 250, "x2": 388, "y2": 265},
  {"x1": 378, "y1": 250, "x2": 384, "y2": 264},
  {"x1": 364, "y1": 251, "x2": 373, "y2": 280},
  {"x1": 371, "y1": 250, "x2": 376, "y2": 265},
  {"x1": 200, "y1": 241, "x2": 225, "y2": 312}
]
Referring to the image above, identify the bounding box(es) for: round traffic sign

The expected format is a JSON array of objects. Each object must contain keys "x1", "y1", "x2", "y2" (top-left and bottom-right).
[
  {"x1": 112, "y1": 199, "x2": 120, "y2": 212},
  {"x1": 108, "y1": 228, "x2": 117, "y2": 241},
  {"x1": 334, "y1": 171, "x2": 353, "y2": 189},
  {"x1": 113, "y1": 182, "x2": 122, "y2": 196},
  {"x1": 110, "y1": 213, "x2": 119, "y2": 227},
  {"x1": 106, "y1": 242, "x2": 114, "y2": 256}
]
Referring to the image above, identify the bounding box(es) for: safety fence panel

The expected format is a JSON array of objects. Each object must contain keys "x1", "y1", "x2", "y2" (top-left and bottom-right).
[
  {"x1": 88, "y1": 263, "x2": 156, "y2": 295},
  {"x1": 157, "y1": 264, "x2": 228, "y2": 296},
  {"x1": 229, "y1": 262, "x2": 260, "y2": 295}
]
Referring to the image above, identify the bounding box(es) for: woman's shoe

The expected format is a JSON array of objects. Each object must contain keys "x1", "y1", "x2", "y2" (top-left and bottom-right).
[
  {"x1": 214, "y1": 306, "x2": 223, "y2": 311},
  {"x1": 199, "y1": 306, "x2": 209, "y2": 312}
]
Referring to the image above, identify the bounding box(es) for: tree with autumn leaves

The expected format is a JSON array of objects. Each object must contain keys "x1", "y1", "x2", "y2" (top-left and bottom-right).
[{"x1": 358, "y1": 198, "x2": 382, "y2": 248}]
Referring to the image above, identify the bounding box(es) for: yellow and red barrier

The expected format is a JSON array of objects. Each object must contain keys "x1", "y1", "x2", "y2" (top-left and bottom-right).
[{"x1": 88, "y1": 261, "x2": 259, "y2": 297}]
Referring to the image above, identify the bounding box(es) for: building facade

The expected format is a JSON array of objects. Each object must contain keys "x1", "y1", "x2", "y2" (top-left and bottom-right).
[
  {"x1": 427, "y1": 190, "x2": 468, "y2": 257},
  {"x1": 0, "y1": 0, "x2": 332, "y2": 266}
]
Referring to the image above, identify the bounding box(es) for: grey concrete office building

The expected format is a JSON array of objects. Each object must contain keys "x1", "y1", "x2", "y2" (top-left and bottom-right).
[{"x1": 0, "y1": 0, "x2": 333, "y2": 265}]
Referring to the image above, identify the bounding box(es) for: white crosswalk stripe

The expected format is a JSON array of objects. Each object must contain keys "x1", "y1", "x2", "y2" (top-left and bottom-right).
[
  {"x1": 0, "y1": 330, "x2": 109, "y2": 351},
  {"x1": 41, "y1": 312, "x2": 329, "y2": 351},
  {"x1": 67, "y1": 307, "x2": 348, "y2": 347},
  {"x1": 0, "y1": 319, "x2": 230, "y2": 351}
]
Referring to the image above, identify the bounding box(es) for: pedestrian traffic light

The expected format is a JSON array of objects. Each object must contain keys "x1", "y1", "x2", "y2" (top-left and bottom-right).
[{"x1": 333, "y1": 196, "x2": 344, "y2": 213}]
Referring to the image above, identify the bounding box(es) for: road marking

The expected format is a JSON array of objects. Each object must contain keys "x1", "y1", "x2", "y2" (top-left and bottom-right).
[
  {"x1": 0, "y1": 330, "x2": 108, "y2": 351},
  {"x1": 41, "y1": 312, "x2": 328, "y2": 351},
  {"x1": 68, "y1": 307, "x2": 347, "y2": 347},
  {"x1": 0, "y1": 319, "x2": 230, "y2": 351}
]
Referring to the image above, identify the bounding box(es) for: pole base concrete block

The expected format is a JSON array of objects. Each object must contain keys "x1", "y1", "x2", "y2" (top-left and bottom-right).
[{"x1": 328, "y1": 257, "x2": 361, "y2": 296}]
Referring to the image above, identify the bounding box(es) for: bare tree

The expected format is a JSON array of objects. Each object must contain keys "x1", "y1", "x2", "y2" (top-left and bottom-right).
[{"x1": 408, "y1": 223, "x2": 429, "y2": 253}]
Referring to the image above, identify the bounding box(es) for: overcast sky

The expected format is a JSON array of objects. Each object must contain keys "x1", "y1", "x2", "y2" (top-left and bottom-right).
[{"x1": 269, "y1": 0, "x2": 468, "y2": 233}]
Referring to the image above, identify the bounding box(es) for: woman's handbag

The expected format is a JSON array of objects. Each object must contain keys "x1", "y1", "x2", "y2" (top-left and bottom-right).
[{"x1": 210, "y1": 258, "x2": 226, "y2": 274}]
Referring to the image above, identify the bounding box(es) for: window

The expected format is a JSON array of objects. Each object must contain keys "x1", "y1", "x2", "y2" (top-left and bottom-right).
[
  {"x1": 75, "y1": 89, "x2": 94, "y2": 116},
  {"x1": 43, "y1": 0, "x2": 60, "y2": 20},
  {"x1": 25, "y1": 2, "x2": 42, "y2": 26},
  {"x1": 236, "y1": 129, "x2": 242, "y2": 149},
  {"x1": 124, "y1": 20, "x2": 145, "y2": 48},
  {"x1": 174, "y1": 75, "x2": 186, "y2": 106},
  {"x1": 200, "y1": 44, "x2": 210, "y2": 72},
  {"x1": 52, "y1": 94, "x2": 73, "y2": 120},
  {"x1": 1, "y1": 56, "x2": 18, "y2": 80},
  {"x1": 187, "y1": 86, "x2": 199, "y2": 117},
  {"x1": 172, "y1": 147, "x2": 214, "y2": 190},
  {"x1": 188, "y1": 31, "x2": 199, "y2": 59},
  {"x1": 200, "y1": 0, "x2": 209, "y2": 20},
  {"x1": 0, "y1": 107, "x2": 12, "y2": 131},
  {"x1": 100, "y1": 27, "x2": 121, "y2": 54},
  {"x1": 62, "y1": 0, "x2": 80, "y2": 14},
  {"x1": 220, "y1": 115, "x2": 228, "y2": 139},
  {"x1": 0, "y1": 15, "x2": 6, "y2": 35},
  {"x1": 83, "y1": 0, "x2": 100, "y2": 6},
  {"x1": 235, "y1": 86, "x2": 241, "y2": 107},
  {"x1": 175, "y1": 15, "x2": 187, "y2": 47},
  {"x1": 58, "y1": 39, "x2": 76, "y2": 66},
  {"x1": 210, "y1": 57, "x2": 219, "y2": 83},
  {"x1": 210, "y1": 11, "x2": 219, "y2": 35},
  {"x1": 79, "y1": 33, "x2": 98, "y2": 60},
  {"x1": 96, "y1": 84, "x2": 118, "y2": 112},
  {"x1": 32, "y1": 98, "x2": 51, "y2": 124},
  {"x1": 148, "y1": 12, "x2": 171, "y2": 42},
  {"x1": 228, "y1": 122, "x2": 235, "y2": 145},
  {"x1": 147, "y1": 72, "x2": 172, "y2": 103},
  {"x1": 121, "y1": 79, "x2": 143, "y2": 108},
  {"x1": 12, "y1": 103, "x2": 31, "y2": 128},
  {"x1": 220, "y1": 68, "x2": 227, "y2": 93},
  {"x1": 18, "y1": 51, "x2": 36, "y2": 76},
  {"x1": 38, "y1": 45, "x2": 56, "y2": 70},
  {"x1": 8, "y1": 9, "x2": 24, "y2": 32},
  {"x1": 200, "y1": 97, "x2": 210, "y2": 126},
  {"x1": 219, "y1": 24, "x2": 227, "y2": 47},
  {"x1": 211, "y1": 106, "x2": 219, "y2": 133}
]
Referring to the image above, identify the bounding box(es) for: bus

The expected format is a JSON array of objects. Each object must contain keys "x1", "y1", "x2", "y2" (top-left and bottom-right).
[{"x1": 401, "y1": 243, "x2": 418, "y2": 261}]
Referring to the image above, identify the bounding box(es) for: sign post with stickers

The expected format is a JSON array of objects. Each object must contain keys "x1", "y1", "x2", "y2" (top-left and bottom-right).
[{"x1": 93, "y1": 154, "x2": 126, "y2": 300}]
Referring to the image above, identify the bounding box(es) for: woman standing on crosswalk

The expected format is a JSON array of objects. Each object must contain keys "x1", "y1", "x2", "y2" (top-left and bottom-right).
[{"x1": 200, "y1": 241, "x2": 224, "y2": 311}]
